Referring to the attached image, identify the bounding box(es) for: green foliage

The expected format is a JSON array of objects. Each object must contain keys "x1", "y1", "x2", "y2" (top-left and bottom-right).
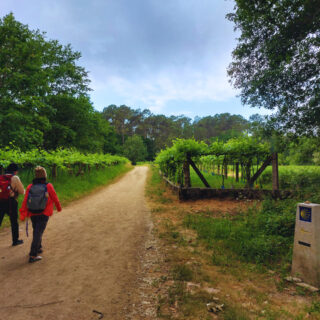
[
  {"x1": 193, "y1": 113, "x2": 249, "y2": 142},
  {"x1": 155, "y1": 139, "x2": 208, "y2": 183},
  {"x1": 156, "y1": 136, "x2": 270, "y2": 186},
  {"x1": 184, "y1": 199, "x2": 296, "y2": 265},
  {"x1": 0, "y1": 147, "x2": 128, "y2": 171},
  {"x1": 279, "y1": 137, "x2": 320, "y2": 165},
  {"x1": 0, "y1": 13, "x2": 118, "y2": 153},
  {"x1": 227, "y1": 0, "x2": 320, "y2": 134},
  {"x1": 122, "y1": 135, "x2": 147, "y2": 165},
  {"x1": 260, "y1": 166, "x2": 320, "y2": 191}
]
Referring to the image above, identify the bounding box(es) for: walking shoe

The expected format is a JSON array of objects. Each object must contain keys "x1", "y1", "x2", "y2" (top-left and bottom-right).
[
  {"x1": 12, "y1": 239, "x2": 24, "y2": 246},
  {"x1": 29, "y1": 256, "x2": 42, "y2": 263}
]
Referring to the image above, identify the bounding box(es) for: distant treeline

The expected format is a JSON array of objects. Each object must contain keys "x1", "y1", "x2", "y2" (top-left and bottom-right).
[{"x1": 101, "y1": 105, "x2": 251, "y2": 161}]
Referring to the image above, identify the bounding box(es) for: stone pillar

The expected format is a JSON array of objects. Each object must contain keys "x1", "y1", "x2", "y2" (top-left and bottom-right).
[{"x1": 292, "y1": 203, "x2": 320, "y2": 287}]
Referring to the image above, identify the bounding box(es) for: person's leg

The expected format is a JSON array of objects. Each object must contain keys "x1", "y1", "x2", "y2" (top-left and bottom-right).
[
  {"x1": 30, "y1": 216, "x2": 40, "y2": 257},
  {"x1": 9, "y1": 199, "x2": 21, "y2": 245},
  {"x1": 37, "y1": 215, "x2": 49, "y2": 252},
  {"x1": 30, "y1": 215, "x2": 48, "y2": 257},
  {"x1": 0, "y1": 201, "x2": 7, "y2": 226}
]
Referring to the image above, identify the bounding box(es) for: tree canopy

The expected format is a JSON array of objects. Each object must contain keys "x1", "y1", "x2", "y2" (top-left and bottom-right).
[
  {"x1": 227, "y1": 0, "x2": 320, "y2": 135},
  {"x1": 0, "y1": 13, "x2": 114, "y2": 152}
]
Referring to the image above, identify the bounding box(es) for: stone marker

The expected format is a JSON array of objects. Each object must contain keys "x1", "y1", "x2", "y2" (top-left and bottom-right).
[{"x1": 292, "y1": 203, "x2": 320, "y2": 287}]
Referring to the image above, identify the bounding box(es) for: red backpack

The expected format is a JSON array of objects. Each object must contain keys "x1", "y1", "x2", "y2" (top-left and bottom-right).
[{"x1": 0, "y1": 174, "x2": 13, "y2": 200}]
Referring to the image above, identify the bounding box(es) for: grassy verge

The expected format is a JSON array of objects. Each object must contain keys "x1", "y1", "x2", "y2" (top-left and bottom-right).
[
  {"x1": 184, "y1": 198, "x2": 296, "y2": 267},
  {"x1": 146, "y1": 164, "x2": 320, "y2": 320},
  {"x1": 1, "y1": 163, "x2": 132, "y2": 228}
]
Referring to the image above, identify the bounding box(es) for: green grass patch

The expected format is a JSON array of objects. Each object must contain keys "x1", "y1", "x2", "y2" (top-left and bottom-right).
[
  {"x1": 184, "y1": 199, "x2": 297, "y2": 267},
  {"x1": 190, "y1": 167, "x2": 246, "y2": 188},
  {"x1": 146, "y1": 165, "x2": 173, "y2": 203}
]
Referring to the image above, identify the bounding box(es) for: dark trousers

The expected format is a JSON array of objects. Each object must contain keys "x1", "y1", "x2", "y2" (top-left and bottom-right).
[
  {"x1": 30, "y1": 215, "x2": 49, "y2": 257},
  {"x1": 0, "y1": 198, "x2": 19, "y2": 243}
]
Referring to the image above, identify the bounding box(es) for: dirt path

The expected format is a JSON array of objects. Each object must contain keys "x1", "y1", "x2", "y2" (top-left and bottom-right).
[{"x1": 0, "y1": 166, "x2": 154, "y2": 320}]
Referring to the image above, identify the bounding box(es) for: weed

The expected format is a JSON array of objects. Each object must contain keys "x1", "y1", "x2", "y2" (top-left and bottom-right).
[
  {"x1": 296, "y1": 286, "x2": 307, "y2": 296},
  {"x1": 306, "y1": 300, "x2": 320, "y2": 315},
  {"x1": 172, "y1": 265, "x2": 194, "y2": 282},
  {"x1": 222, "y1": 303, "x2": 250, "y2": 320}
]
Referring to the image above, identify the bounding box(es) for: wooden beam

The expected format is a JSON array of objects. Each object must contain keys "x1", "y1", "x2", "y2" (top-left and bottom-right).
[
  {"x1": 188, "y1": 156, "x2": 211, "y2": 188},
  {"x1": 183, "y1": 161, "x2": 191, "y2": 188},
  {"x1": 248, "y1": 155, "x2": 273, "y2": 186},
  {"x1": 272, "y1": 152, "x2": 279, "y2": 191},
  {"x1": 235, "y1": 162, "x2": 239, "y2": 182}
]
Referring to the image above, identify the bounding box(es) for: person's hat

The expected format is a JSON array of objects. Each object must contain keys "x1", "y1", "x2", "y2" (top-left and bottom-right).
[
  {"x1": 35, "y1": 166, "x2": 47, "y2": 179},
  {"x1": 7, "y1": 163, "x2": 18, "y2": 172}
]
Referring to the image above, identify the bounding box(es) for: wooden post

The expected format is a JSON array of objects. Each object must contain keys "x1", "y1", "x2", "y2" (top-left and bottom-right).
[
  {"x1": 188, "y1": 157, "x2": 211, "y2": 188},
  {"x1": 183, "y1": 161, "x2": 191, "y2": 188},
  {"x1": 272, "y1": 152, "x2": 279, "y2": 191},
  {"x1": 248, "y1": 155, "x2": 273, "y2": 186},
  {"x1": 235, "y1": 162, "x2": 239, "y2": 182},
  {"x1": 245, "y1": 162, "x2": 251, "y2": 188},
  {"x1": 224, "y1": 162, "x2": 228, "y2": 179}
]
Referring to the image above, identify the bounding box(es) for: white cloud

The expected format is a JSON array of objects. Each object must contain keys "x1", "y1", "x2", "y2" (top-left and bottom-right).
[{"x1": 90, "y1": 61, "x2": 238, "y2": 112}]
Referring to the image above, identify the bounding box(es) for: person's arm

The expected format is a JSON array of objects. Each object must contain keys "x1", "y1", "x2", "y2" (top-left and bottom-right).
[
  {"x1": 47, "y1": 184, "x2": 62, "y2": 212},
  {"x1": 19, "y1": 186, "x2": 31, "y2": 221},
  {"x1": 11, "y1": 176, "x2": 25, "y2": 195}
]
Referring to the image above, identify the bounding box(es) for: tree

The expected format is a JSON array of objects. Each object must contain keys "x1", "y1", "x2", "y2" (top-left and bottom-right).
[
  {"x1": 227, "y1": 0, "x2": 320, "y2": 135},
  {"x1": 42, "y1": 95, "x2": 118, "y2": 153},
  {"x1": 0, "y1": 13, "x2": 91, "y2": 150},
  {"x1": 122, "y1": 135, "x2": 147, "y2": 165},
  {"x1": 102, "y1": 104, "x2": 139, "y2": 144},
  {"x1": 193, "y1": 113, "x2": 248, "y2": 142}
]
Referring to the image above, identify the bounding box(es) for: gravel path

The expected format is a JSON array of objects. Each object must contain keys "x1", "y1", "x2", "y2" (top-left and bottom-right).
[{"x1": 0, "y1": 166, "x2": 154, "y2": 320}]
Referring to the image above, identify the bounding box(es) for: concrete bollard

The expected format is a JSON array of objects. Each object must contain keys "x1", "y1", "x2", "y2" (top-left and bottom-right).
[{"x1": 292, "y1": 203, "x2": 320, "y2": 287}]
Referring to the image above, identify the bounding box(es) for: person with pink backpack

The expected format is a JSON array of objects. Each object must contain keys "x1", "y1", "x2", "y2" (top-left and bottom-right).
[
  {"x1": 20, "y1": 166, "x2": 62, "y2": 263},
  {"x1": 0, "y1": 163, "x2": 25, "y2": 246}
]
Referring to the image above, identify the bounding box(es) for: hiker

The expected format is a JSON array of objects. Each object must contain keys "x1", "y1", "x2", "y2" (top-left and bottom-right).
[
  {"x1": 0, "y1": 163, "x2": 25, "y2": 246},
  {"x1": 20, "y1": 166, "x2": 61, "y2": 263}
]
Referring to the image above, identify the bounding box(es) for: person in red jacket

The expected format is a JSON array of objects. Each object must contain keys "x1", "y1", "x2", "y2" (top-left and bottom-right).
[{"x1": 20, "y1": 166, "x2": 62, "y2": 263}]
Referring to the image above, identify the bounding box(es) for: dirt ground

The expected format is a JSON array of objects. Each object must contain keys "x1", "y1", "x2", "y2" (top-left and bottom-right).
[{"x1": 0, "y1": 166, "x2": 155, "y2": 320}]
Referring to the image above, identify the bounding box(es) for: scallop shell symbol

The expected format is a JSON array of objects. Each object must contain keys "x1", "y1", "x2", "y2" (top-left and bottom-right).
[{"x1": 301, "y1": 209, "x2": 307, "y2": 219}]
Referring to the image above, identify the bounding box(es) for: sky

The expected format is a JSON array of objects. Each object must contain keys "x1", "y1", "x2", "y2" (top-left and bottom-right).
[{"x1": 0, "y1": 0, "x2": 270, "y2": 120}]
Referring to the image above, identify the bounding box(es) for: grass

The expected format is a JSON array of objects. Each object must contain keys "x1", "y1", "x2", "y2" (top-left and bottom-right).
[
  {"x1": 190, "y1": 167, "x2": 246, "y2": 188},
  {"x1": 0, "y1": 163, "x2": 132, "y2": 228},
  {"x1": 260, "y1": 165, "x2": 320, "y2": 191},
  {"x1": 184, "y1": 198, "x2": 296, "y2": 267},
  {"x1": 189, "y1": 165, "x2": 320, "y2": 193},
  {"x1": 146, "y1": 164, "x2": 320, "y2": 319}
]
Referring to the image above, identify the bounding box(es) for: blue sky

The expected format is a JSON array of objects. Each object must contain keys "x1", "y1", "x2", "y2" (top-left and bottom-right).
[{"x1": 1, "y1": 0, "x2": 270, "y2": 120}]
